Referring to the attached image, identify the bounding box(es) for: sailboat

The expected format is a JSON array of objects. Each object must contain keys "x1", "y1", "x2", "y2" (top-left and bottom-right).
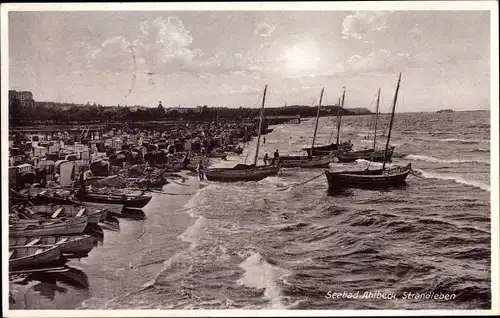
[
  {"x1": 335, "y1": 88, "x2": 395, "y2": 163},
  {"x1": 280, "y1": 88, "x2": 335, "y2": 168},
  {"x1": 324, "y1": 73, "x2": 412, "y2": 190},
  {"x1": 204, "y1": 85, "x2": 281, "y2": 182},
  {"x1": 302, "y1": 87, "x2": 353, "y2": 156}
]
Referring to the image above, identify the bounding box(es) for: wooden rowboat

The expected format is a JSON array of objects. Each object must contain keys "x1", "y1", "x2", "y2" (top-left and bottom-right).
[
  {"x1": 9, "y1": 235, "x2": 95, "y2": 256},
  {"x1": 9, "y1": 245, "x2": 62, "y2": 270},
  {"x1": 209, "y1": 151, "x2": 228, "y2": 160},
  {"x1": 75, "y1": 192, "x2": 152, "y2": 208},
  {"x1": 9, "y1": 216, "x2": 88, "y2": 237},
  {"x1": 19, "y1": 205, "x2": 104, "y2": 225},
  {"x1": 205, "y1": 164, "x2": 280, "y2": 182},
  {"x1": 70, "y1": 201, "x2": 123, "y2": 217}
]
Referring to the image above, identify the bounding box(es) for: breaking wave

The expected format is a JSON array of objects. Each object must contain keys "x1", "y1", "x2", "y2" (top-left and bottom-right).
[
  {"x1": 404, "y1": 154, "x2": 489, "y2": 165},
  {"x1": 415, "y1": 169, "x2": 490, "y2": 192}
]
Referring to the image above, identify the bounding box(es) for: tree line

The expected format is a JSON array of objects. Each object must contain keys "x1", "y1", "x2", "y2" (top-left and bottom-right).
[{"x1": 8, "y1": 99, "x2": 371, "y2": 126}]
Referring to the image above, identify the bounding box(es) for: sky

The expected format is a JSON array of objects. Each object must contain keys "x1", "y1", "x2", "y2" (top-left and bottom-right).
[{"x1": 8, "y1": 9, "x2": 491, "y2": 112}]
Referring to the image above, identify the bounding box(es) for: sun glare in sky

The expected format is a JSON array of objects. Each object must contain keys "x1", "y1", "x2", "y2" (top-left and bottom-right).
[{"x1": 283, "y1": 44, "x2": 320, "y2": 73}]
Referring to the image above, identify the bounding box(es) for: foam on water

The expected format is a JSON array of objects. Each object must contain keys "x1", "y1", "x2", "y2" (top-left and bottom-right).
[
  {"x1": 416, "y1": 168, "x2": 490, "y2": 192},
  {"x1": 46, "y1": 111, "x2": 491, "y2": 310},
  {"x1": 178, "y1": 215, "x2": 207, "y2": 250},
  {"x1": 405, "y1": 154, "x2": 490, "y2": 165},
  {"x1": 237, "y1": 252, "x2": 291, "y2": 309},
  {"x1": 439, "y1": 138, "x2": 482, "y2": 144}
]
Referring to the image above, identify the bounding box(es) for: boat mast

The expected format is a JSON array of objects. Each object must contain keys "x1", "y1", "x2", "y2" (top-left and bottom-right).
[
  {"x1": 382, "y1": 73, "x2": 402, "y2": 171},
  {"x1": 373, "y1": 88, "x2": 381, "y2": 150},
  {"x1": 253, "y1": 85, "x2": 267, "y2": 165},
  {"x1": 336, "y1": 87, "x2": 346, "y2": 145},
  {"x1": 310, "y1": 88, "x2": 325, "y2": 157}
]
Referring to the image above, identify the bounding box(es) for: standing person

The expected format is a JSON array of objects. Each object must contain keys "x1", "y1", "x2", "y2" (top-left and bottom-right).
[
  {"x1": 273, "y1": 149, "x2": 280, "y2": 163},
  {"x1": 39, "y1": 168, "x2": 47, "y2": 186},
  {"x1": 78, "y1": 167, "x2": 87, "y2": 195},
  {"x1": 263, "y1": 153, "x2": 270, "y2": 165},
  {"x1": 182, "y1": 152, "x2": 191, "y2": 169},
  {"x1": 196, "y1": 160, "x2": 205, "y2": 181},
  {"x1": 263, "y1": 137, "x2": 266, "y2": 144}
]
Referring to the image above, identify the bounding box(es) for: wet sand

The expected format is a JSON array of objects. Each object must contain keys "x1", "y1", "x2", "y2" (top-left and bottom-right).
[{"x1": 10, "y1": 173, "x2": 201, "y2": 310}]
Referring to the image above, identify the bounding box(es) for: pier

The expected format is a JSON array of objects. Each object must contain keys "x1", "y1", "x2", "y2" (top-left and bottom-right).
[{"x1": 254, "y1": 115, "x2": 301, "y2": 125}]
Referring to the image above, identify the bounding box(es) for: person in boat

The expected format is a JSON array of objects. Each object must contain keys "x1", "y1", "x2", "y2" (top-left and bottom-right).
[
  {"x1": 263, "y1": 153, "x2": 270, "y2": 165},
  {"x1": 196, "y1": 160, "x2": 205, "y2": 181}
]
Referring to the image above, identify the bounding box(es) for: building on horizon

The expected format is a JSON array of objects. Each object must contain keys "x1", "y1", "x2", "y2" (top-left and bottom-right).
[{"x1": 9, "y1": 90, "x2": 35, "y2": 108}]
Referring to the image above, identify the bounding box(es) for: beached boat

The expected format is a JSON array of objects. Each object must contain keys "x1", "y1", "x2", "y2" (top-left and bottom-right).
[
  {"x1": 204, "y1": 85, "x2": 280, "y2": 182},
  {"x1": 9, "y1": 216, "x2": 88, "y2": 237},
  {"x1": 325, "y1": 73, "x2": 411, "y2": 190},
  {"x1": 71, "y1": 201, "x2": 123, "y2": 218},
  {"x1": 9, "y1": 235, "x2": 95, "y2": 256},
  {"x1": 19, "y1": 205, "x2": 105, "y2": 225},
  {"x1": 205, "y1": 164, "x2": 281, "y2": 182},
  {"x1": 223, "y1": 145, "x2": 244, "y2": 155},
  {"x1": 10, "y1": 189, "x2": 74, "y2": 205},
  {"x1": 9, "y1": 245, "x2": 62, "y2": 270},
  {"x1": 75, "y1": 192, "x2": 152, "y2": 208},
  {"x1": 209, "y1": 150, "x2": 228, "y2": 160}
]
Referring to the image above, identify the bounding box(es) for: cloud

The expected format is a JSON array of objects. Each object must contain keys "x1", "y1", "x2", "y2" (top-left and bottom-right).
[
  {"x1": 226, "y1": 85, "x2": 262, "y2": 95},
  {"x1": 341, "y1": 11, "x2": 392, "y2": 40},
  {"x1": 286, "y1": 62, "x2": 345, "y2": 79},
  {"x1": 132, "y1": 16, "x2": 199, "y2": 74},
  {"x1": 345, "y1": 50, "x2": 431, "y2": 74},
  {"x1": 68, "y1": 16, "x2": 267, "y2": 78},
  {"x1": 65, "y1": 42, "x2": 94, "y2": 70},
  {"x1": 90, "y1": 36, "x2": 135, "y2": 73},
  {"x1": 408, "y1": 23, "x2": 422, "y2": 42},
  {"x1": 254, "y1": 22, "x2": 276, "y2": 37}
]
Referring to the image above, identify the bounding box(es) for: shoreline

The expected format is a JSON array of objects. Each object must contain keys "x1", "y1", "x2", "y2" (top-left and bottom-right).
[{"x1": 10, "y1": 174, "x2": 201, "y2": 310}]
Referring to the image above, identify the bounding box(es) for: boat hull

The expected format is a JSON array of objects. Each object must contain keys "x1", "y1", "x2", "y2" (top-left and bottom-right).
[
  {"x1": 9, "y1": 217, "x2": 88, "y2": 237},
  {"x1": 9, "y1": 235, "x2": 95, "y2": 256},
  {"x1": 9, "y1": 245, "x2": 62, "y2": 270},
  {"x1": 303, "y1": 142, "x2": 353, "y2": 157},
  {"x1": 75, "y1": 193, "x2": 152, "y2": 208},
  {"x1": 280, "y1": 154, "x2": 333, "y2": 168},
  {"x1": 205, "y1": 165, "x2": 280, "y2": 182},
  {"x1": 71, "y1": 201, "x2": 123, "y2": 217},
  {"x1": 325, "y1": 164, "x2": 412, "y2": 190},
  {"x1": 22, "y1": 205, "x2": 103, "y2": 225},
  {"x1": 336, "y1": 147, "x2": 395, "y2": 163}
]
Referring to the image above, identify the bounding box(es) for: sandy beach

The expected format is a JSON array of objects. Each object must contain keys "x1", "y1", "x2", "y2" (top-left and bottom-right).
[{"x1": 10, "y1": 173, "x2": 201, "y2": 309}]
